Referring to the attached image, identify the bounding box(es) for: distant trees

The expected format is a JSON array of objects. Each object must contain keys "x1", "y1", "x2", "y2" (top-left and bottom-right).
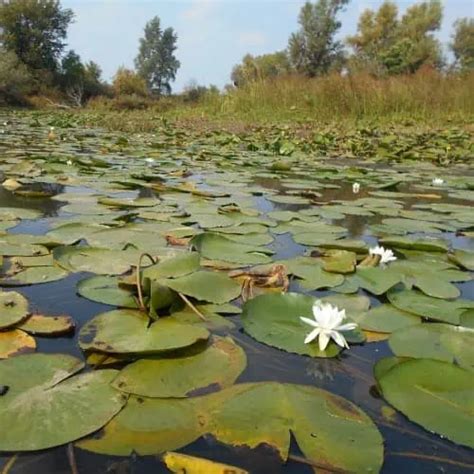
[
  {"x1": 288, "y1": 0, "x2": 349, "y2": 76},
  {"x1": 450, "y1": 18, "x2": 474, "y2": 71},
  {"x1": 0, "y1": 47, "x2": 33, "y2": 104},
  {"x1": 347, "y1": 0, "x2": 443, "y2": 75},
  {"x1": 112, "y1": 67, "x2": 148, "y2": 97},
  {"x1": 135, "y1": 16, "x2": 180, "y2": 95},
  {"x1": 0, "y1": 0, "x2": 73, "y2": 77},
  {"x1": 231, "y1": 52, "x2": 291, "y2": 86}
]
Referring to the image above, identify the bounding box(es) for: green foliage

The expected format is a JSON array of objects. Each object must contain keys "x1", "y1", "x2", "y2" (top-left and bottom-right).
[
  {"x1": 112, "y1": 67, "x2": 148, "y2": 97},
  {"x1": 0, "y1": 0, "x2": 73, "y2": 75},
  {"x1": 451, "y1": 18, "x2": 474, "y2": 71},
  {"x1": 288, "y1": 0, "x2": 349, "y2": 76},
  {"x1": 0, "y1": 47, "x2": 33, "y2": 105},
  {"x1": 347, "y1": 0, "x2": 443, "y2": 75},
  {"x1": 135, "y1": 16, "x2": 180, "y2": 95},
  {"x1": 231, "y1": 51, "x2": 291, "y2": 86}
]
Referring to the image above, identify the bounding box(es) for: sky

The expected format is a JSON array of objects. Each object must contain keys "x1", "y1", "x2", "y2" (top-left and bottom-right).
[{"x1": 62, "y1": 0, "x2": 474, "y2": 92}]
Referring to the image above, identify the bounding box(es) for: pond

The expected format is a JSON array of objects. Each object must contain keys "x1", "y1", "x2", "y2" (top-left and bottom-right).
[{"x1": 0, "y1": 111, "x2": 473, "y2": 474}]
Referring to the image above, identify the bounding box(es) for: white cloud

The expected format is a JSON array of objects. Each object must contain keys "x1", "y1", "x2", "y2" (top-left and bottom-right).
[{"x1": 238, "y1": 31, "x2": 267, "y2": 47}]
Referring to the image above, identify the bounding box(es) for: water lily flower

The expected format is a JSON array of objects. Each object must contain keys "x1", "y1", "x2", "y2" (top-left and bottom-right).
[
  {"x1": 66, "y1": 160, "x2": 73, "y2": 166},
  {"x1": 145, "y1": 158, "x2": 155, "y2": 165},
  {"x1": 300, "y1": 301, "x2": 358, "y2": 351},
  {"x1": 432, "y1": 178, "x2": 444, "y2": 186},
  {"x1": 369, "y1": 245, "x2": 397, "y2": 264},
  {"x1": 352, "y1": 182, "x2": 360, "y2": 194}
]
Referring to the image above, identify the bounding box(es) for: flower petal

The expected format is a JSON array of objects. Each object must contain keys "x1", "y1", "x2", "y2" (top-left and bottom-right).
[
  {"x1": 300, "y1": 316, "x2": 319, "y2": 328},
  {"x1": 318, "y1": 331, "x2": 330, "y2": 351},
  {"x1": 304, "y1": 328, "x2": 320, "y2": 344},
  {"x1": 331, "y1": 330, "x2": 349, "y2": 349},
  {"x1": 336, "y1": 322, "x2": 358, "y2": 332}
]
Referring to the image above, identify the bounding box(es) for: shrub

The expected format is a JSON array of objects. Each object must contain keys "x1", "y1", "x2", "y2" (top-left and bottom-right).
[
  {"x1": 0, "y1": 48, "x2": 34, "y2": 105},
  {"x1": 112, "y1": 67, "x2": 148, "y2": 97}
]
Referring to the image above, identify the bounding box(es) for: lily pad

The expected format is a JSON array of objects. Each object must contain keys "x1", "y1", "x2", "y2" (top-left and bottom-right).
[
  {"x1": 241, "y1": 293, "x2": 364, "y2": 358},
  {"x1": 18, "y1": 314, "x2": 75, "y2": 336},
  {"x1": 79, "y1": 309, "x2": 209, "y2": 355},
  {"x1": 376, "y1": 358, "x2": 474, "y2": 448},
  {"x1": 0, "y1": 330, "x2": 36, "y2": 358},
  {"x1": 77, "y1": 275, "x2": 138, "y2": 308},
  {"x1": 0, "y1": 265, "x2": 69, "y2": 286},
  {"x1": 162, "y1": 271, "x2": 241, "y2": 304},
  {"x1": 0, "y1": 353, "x2": 127, "y2": 451},
  {"x1": 449, "y1": 249, "x2": 474, "y2": 271},
  {"x1": 112, "y1": 336, "x2": 246, "y2": 398},
  {"x1": 388, "y1": 323, "x2": 474, "y2": 371},
  {"x1": 0, "y1": 291, "x2": 30, "y2": 329}
]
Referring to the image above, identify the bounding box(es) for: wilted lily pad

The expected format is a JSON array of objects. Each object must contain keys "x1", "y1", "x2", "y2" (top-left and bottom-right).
[
  {"x1": 18, "y1": 314, "x2": 75, "y2": 336},
  {"x1": 0, "y1": 329, "x2": 36, "y2": 358},
  {"x1": 0, "y1": 353, "x2": 126, "y2": 451}
]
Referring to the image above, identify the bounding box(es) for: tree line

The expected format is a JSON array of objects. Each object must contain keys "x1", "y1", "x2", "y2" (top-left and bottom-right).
[
  {"x1": 232, "y1": 0, "x2": 473, "y2": 86},
  {"x1": 0, "y1": 0, "x2": 472, "y2": 107}
]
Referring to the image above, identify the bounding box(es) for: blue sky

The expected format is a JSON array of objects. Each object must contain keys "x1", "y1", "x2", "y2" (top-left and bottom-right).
[{"x1": 63, "y1": 1, "x2": 473, "y2": 91}]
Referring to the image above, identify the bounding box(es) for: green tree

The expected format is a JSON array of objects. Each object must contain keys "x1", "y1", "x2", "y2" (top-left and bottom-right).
[
  {"x1": 0, "y1": 0, "x2": 73, "y2": 74},
  {"x1": 451, "y1": 18, "x2": 474, "y2": 71},
  {"x1": 231, "y1": 51, "x2": 291, "y2": 86},
  {"x1": 347, "y1": 0, "x2": 443, "y2": 75},
  {"x1": 288, "y1": 0, "x2": 349, "y2": 77},
  {"x1": 0, "y1": 47, "x2": 33, "y2": 104},
  {"x1": 135, "y1": 16, "x2": 180, "y2": 95}
]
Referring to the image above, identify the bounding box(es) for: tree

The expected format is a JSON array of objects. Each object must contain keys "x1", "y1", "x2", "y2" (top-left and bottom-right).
[
  {"x1": 347, "y1": 0, "x2": 443, "y2": 75},
  {"x1": 451, "y1": 18, "x2": 474, "y2": 71},
  {"x1": 0, "y1": 0, "x2": 74, "y2": 74},
  {"x1": 112, "y1": 67, "x2": 148, "y2": 97},
  {"x1": 135, "y1": 16, "x2": 180, "y2": 95},
  {"x1": 231, "y1": 51, "x2": 292, "y2": 86},
  {"x1": 0, "y1": 46, "x2": 33, "y2": 104},
  {"x1": 288, "y1": 0, "x2": 349, "y2": 77}
]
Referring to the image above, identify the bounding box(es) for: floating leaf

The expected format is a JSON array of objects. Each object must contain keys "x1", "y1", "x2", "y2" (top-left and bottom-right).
[
  {"x1": 351, "y1": 304, "x2": 421, "y2": 333},
  {"x1": 0, "y1": 330, "x2": 36, "y2": 358},
  {"x1": 0, "y1": 291, "x2": 30, "y2": 329},
  {"x1": 79, "y1": 309, "x2": 209, "y2": 355},
  {"x1": 112, "y1": 337, "x2": 246, "y2": 398},
  {"x1": 143, "y1": 252, "x2": 200, "y2": 280},
  {"x1": 241, "y1": 293, "x2": 364, "y2": 358},
  {"x1": 0, "y1": 265, "x2": 69, "y2": 286},
  {"x1": 449, "y1": 249, "x2": 474, "y2": 271},
  {"x1": 0, "y1": 353, "x2": 126, "y2": 451},
  {"x1": 77, "y1": 275, "x2": 138, "y2": 308},
  {"x1": 162, "y1": 271, "x2": 241, "y2": 304},
  {"x1": 388, "y1": 323, "x2": 474, "y2": 371},
  {"x1": 163, "y1": 452, "x2": 249, "y2": 474},
  {"x1": 376, "y1": 358, "x2": 474, "y2": 448},
  {"x1": 18, "y1": 314, "x2": 75, "y2": 336}
]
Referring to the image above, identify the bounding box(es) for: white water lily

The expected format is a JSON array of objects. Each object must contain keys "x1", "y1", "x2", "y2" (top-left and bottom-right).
[
  {"x1": 352, "y1": 182, "x2": 360, "y2": 194},
  {"x1": 145, "y1": 158, "x2": 155, "y2": 164},
  {"x1": 300, "y1": 301, "x2": 358, "y2": 351},
  {"x1": 369, "y1": 245, "x2": 397, "y2": 264},
  {"x1": 66, "y1": 159, "x2": 73, "y2": 166},
  {"x1": 432, "y1": 178, "x2": 444, "y2": 186}
]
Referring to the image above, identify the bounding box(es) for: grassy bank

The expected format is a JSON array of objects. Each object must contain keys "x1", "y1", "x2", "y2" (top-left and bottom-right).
[{"x1": 80, "y1": 69, "x2": 474, "y2": 133}]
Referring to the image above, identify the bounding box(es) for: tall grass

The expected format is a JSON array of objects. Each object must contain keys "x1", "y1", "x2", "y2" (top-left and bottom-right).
[
  {"x1": 181, "y1": 68, "x2": 474, "y2": 124},
  {"x1": 81, "y1": 68, "x2": 473, "y2": 132}
]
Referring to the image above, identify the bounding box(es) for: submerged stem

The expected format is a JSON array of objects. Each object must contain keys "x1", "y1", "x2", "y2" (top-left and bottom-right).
[
  {"x1": 135, "y1": 253, "x2": 157, "y2": 312},
  {"x1": 1, "y1": 455, "x2": 18, "y2": 474},
  {"x1": 178, "y1": 293, "x2": 207, "y2": 322}
]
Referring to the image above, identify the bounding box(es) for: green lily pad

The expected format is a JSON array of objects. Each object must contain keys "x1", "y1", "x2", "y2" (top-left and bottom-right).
[
  {"x1": 449, "y1": 249, "x2": 474, "y2": 271},
  {"x1": 388, "y1": 323, "x2": 474, "y2": 371},
  {"x1": 112, "y1": 336, "x2": 246, "y2": 398},
  {"x1": 78, "y1": 382, "x2": 383, "y2": 473},
  {"x1": 241, "y1": 293, "x2": 364, "y2": 358},
  {"x1": 321, "y1": 250, "x2": 356, "y2": 274},
  {"x1": 191, "y1": 233, "x2": 272, "y2": 265},
  {"x1": 143, "y1": 252, "x2": 200, "y2": 280},
  {"x1": 351, "y1": 304, "x2": 421, "y2": 333},
  {"x1": 162, "y1": 271, "x2": 241, "y2": 304},
  {"x1": 0, "y1": 266, "x2": 70, "y2": 286},
  {"x1": 0, "y1": 353, "x2": 127, "y2": 451},
  {"x1": 77, "y1": 275, "x2": 138, "y2": 308},
  {"x1": 376, "y1": 358, "x2": 474, "y2": 448},
  {"x1": 388, "y1": 289, "x2": 474, "y2": 325},
  {"x1": 79, "y1": 309, "x2": 209, "y2": 355},
  {"x1": 0, "y1": 291, "x2": 30, "y2": 329}
]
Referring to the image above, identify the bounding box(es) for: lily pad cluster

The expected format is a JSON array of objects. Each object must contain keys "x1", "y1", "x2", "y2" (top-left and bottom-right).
[{"x1": 0, "y1": 112, "x2": 472, "y2": 471}]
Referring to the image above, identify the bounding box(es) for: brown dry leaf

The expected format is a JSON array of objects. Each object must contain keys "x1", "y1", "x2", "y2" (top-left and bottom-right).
[
  {"x1": 0, "y1": 330, "x2": 36, "y2": 358},
  {"x1": 166, "y1": 235, "x2": 190, "y2": 246},
  {"x1": 163, "y1": 452, "x2": 249, "y2": 474},
  {"x1": 363, "y1": 331, "x2": 389, "y2": 343}
]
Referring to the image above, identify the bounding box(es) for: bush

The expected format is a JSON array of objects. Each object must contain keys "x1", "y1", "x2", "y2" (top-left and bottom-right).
[
  {"x1": 0, "y1": 48, "x2": 34, "y2": 105},
  {"x1": 112, "y1": 67, "x2": 148, "y2": 97}
]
